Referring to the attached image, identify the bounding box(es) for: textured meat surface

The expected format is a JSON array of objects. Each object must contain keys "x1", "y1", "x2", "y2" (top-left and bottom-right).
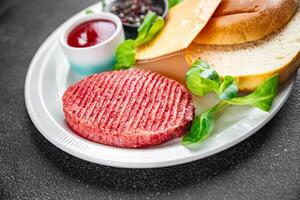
[{"x1": 62, "y1": 69, "x2": 194, "y2": 148}]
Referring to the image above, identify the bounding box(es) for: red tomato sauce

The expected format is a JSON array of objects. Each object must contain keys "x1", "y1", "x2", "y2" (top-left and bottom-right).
[{"x1": 68, "y1": 20, "x2": 116, "y2": 48}]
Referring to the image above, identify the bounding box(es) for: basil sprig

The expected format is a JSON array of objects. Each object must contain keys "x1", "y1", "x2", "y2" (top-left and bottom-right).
[
  {"x1": 218, "y1": 76, "x2": 239, "y2": 100},
  {"x1": 113, "y1": 12, "x2": 165, "y2": 70},
  {"x1": 114, "y1": 40, "x2": 136, "y2": 70},
  {"x1": 226, "y1": 76, "x2": 278, "y2": 111},
  {"x1": 183, "y1": 60, "x2": 279, "y2": 145},
  {"x1": 168, "y1": 0, "x2": 183, "y2": 9},
  {"x1": 182, "y1": 102, "x2": 229, "y2": 145},
  {"x1": 135, "y1": 12, "x2": 165, "y2": 46},
  {"x1": 186, "y1": 60, "x2": 238, "y2": 99}
]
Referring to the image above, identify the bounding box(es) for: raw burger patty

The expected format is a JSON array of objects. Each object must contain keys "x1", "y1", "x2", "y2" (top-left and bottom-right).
[{"x1": 62, "y1": 69, "x2": 194, "y2": 148}]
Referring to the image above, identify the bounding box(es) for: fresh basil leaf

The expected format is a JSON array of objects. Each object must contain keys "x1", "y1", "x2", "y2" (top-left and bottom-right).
[
  {"x1": 186, "y1": 60, "x2": 221, "y2": 96},
  {"x1": 191, "y1": 59, "x2": 210, "y2": 68},
  {"x1": 114, "y1": 12, "x2": 165, "y2": 70},
  {"x1": 226, "y1": 75, "x2": 279, "y2": 111},
  {"x1": 200, "y1": 68, "x2": 221, "y2": 84},
  {"x1": 168, "y1": 0, "x2": 183, "y2": 9},
  {"x1": 187, "y1": 60, "x2": 221, "y2": 83},
  {"x1": 85, "y1": 9, "x2": 94, "y2": 14},
  {"x1": 181, "y1": 113, "x2": 214, "y2": 144},
  {"x1": 137, "y1": 12, "x2": 157, "y2": 33},
  {"x1": 140, "y1": 16, "x2": 165, "y2": 45},
  {"x1": 218, "y1": 76, "x2": 238, "y2": 100},
  {"x1": 187, "y1": 60, "x2": 210, "y2": 74},
  {"x1": 113, "y1": 40, "x2": 136, "y2": 70},
  {"x1": 186, "y1": 72, "x2": 220, "y2": 96},
  {"x1": 182, "y1": 102, "x2": 229, "y2": 145},
  {"x1": 100, "y1": 0, "x2": 106, "y2": 11},
  {"x1": 183, "y1": 60, "x2": 279, "y2": 146},
  {"x1": 135, "y1": 12, "x2": 157, "y2": 46}
]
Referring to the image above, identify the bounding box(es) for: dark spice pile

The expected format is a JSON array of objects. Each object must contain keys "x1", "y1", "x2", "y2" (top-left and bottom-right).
[{"x1": 110, "y1": 0, "x2": 164, "y2": 26}]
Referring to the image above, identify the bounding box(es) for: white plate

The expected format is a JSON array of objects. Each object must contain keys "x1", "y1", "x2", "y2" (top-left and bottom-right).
[{"x1": 25, "y1": 4, "x2": 295, "y2": 168}]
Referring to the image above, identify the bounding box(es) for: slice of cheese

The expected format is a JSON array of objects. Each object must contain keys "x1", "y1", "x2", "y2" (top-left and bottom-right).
[
  {"x1": 136, "y1": 0, "x2": 222, "y2": 61},
  {"x1": 136, "y1": 52, "x2": 189, "y2": 84}
]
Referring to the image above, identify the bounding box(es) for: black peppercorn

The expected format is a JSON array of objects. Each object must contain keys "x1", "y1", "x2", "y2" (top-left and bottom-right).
[{"x1": 110, "y1": 0, "x2": 164, "y2": 26}]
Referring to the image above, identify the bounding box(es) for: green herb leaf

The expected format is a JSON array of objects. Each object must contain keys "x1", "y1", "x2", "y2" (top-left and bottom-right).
[
  {"x1": 135, "y1": 12, "x2": 157, "y2": 46},
  {"x1": 113, "y1": 40, "x2": 136, "y2": 70},
  {"x1": 114, "y1": 12, "x2": 165, "y2": 70},
  {"x1": 186, "y1": 60, "x2": 209, "y2": 75},
  {"x1": 188, "y1": 60, "x2": 221, "y2": 84},
  {"x1": 168, "y1": 0, "x2": 183, "y2": 9},
  {"x1": 139, "y1": 16, "x2": 165, "y2": 45},
  {"x1": 186, "y1": 72, "x2": 220, "y2": 96},
  {"x1": 182, "y1": 102, "x2": 229, "y2": 145},
  {"x1": 100, "y1": 0, "x2": 106, "y2": 11},
  {"x1": 183, "y1": 60, "x2": 279, "y2": 146},
  {"x1": 85, "y1": 9, "x2": 94, "y2": 14},
  {"x1": 226, "y1": 75, "x2": 279, "y2": 111},
  {"x1": 186, "y1": 60, "x2": 221, "y2": 96},
  {"x1": 181, "y1": 112, "x2": 214, "y2": 144},
  {"x1": 218, "y1": 76, "x2": 238, "y2": 100}
]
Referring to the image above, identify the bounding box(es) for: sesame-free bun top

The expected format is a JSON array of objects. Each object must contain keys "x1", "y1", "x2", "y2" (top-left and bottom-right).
[
  {"x1": 186, "y1": 9, "x2": 300, "y2": 91},
  {"x1": 194, "y1": 0, "x2": 298, "y2": 45}
]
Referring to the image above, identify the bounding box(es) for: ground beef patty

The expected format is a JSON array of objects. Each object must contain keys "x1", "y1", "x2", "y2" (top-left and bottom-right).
[{"x1": 62, "y1": 69, "x2": 194, "y2": 148}]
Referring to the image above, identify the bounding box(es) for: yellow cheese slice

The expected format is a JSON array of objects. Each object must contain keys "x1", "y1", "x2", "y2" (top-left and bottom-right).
[{"x1": 136, "y1": 0, "x2": 221, "y2": 60}]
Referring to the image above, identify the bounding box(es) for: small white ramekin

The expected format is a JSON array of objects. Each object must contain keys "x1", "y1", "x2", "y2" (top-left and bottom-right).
[{"x1": 60, "y1": 12, "x2": 125, "y2": 75}]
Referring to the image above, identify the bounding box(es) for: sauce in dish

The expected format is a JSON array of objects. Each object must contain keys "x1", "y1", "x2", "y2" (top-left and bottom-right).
[{"x1": 68, "y1": 20, "x2": 116, "y2": 48}]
